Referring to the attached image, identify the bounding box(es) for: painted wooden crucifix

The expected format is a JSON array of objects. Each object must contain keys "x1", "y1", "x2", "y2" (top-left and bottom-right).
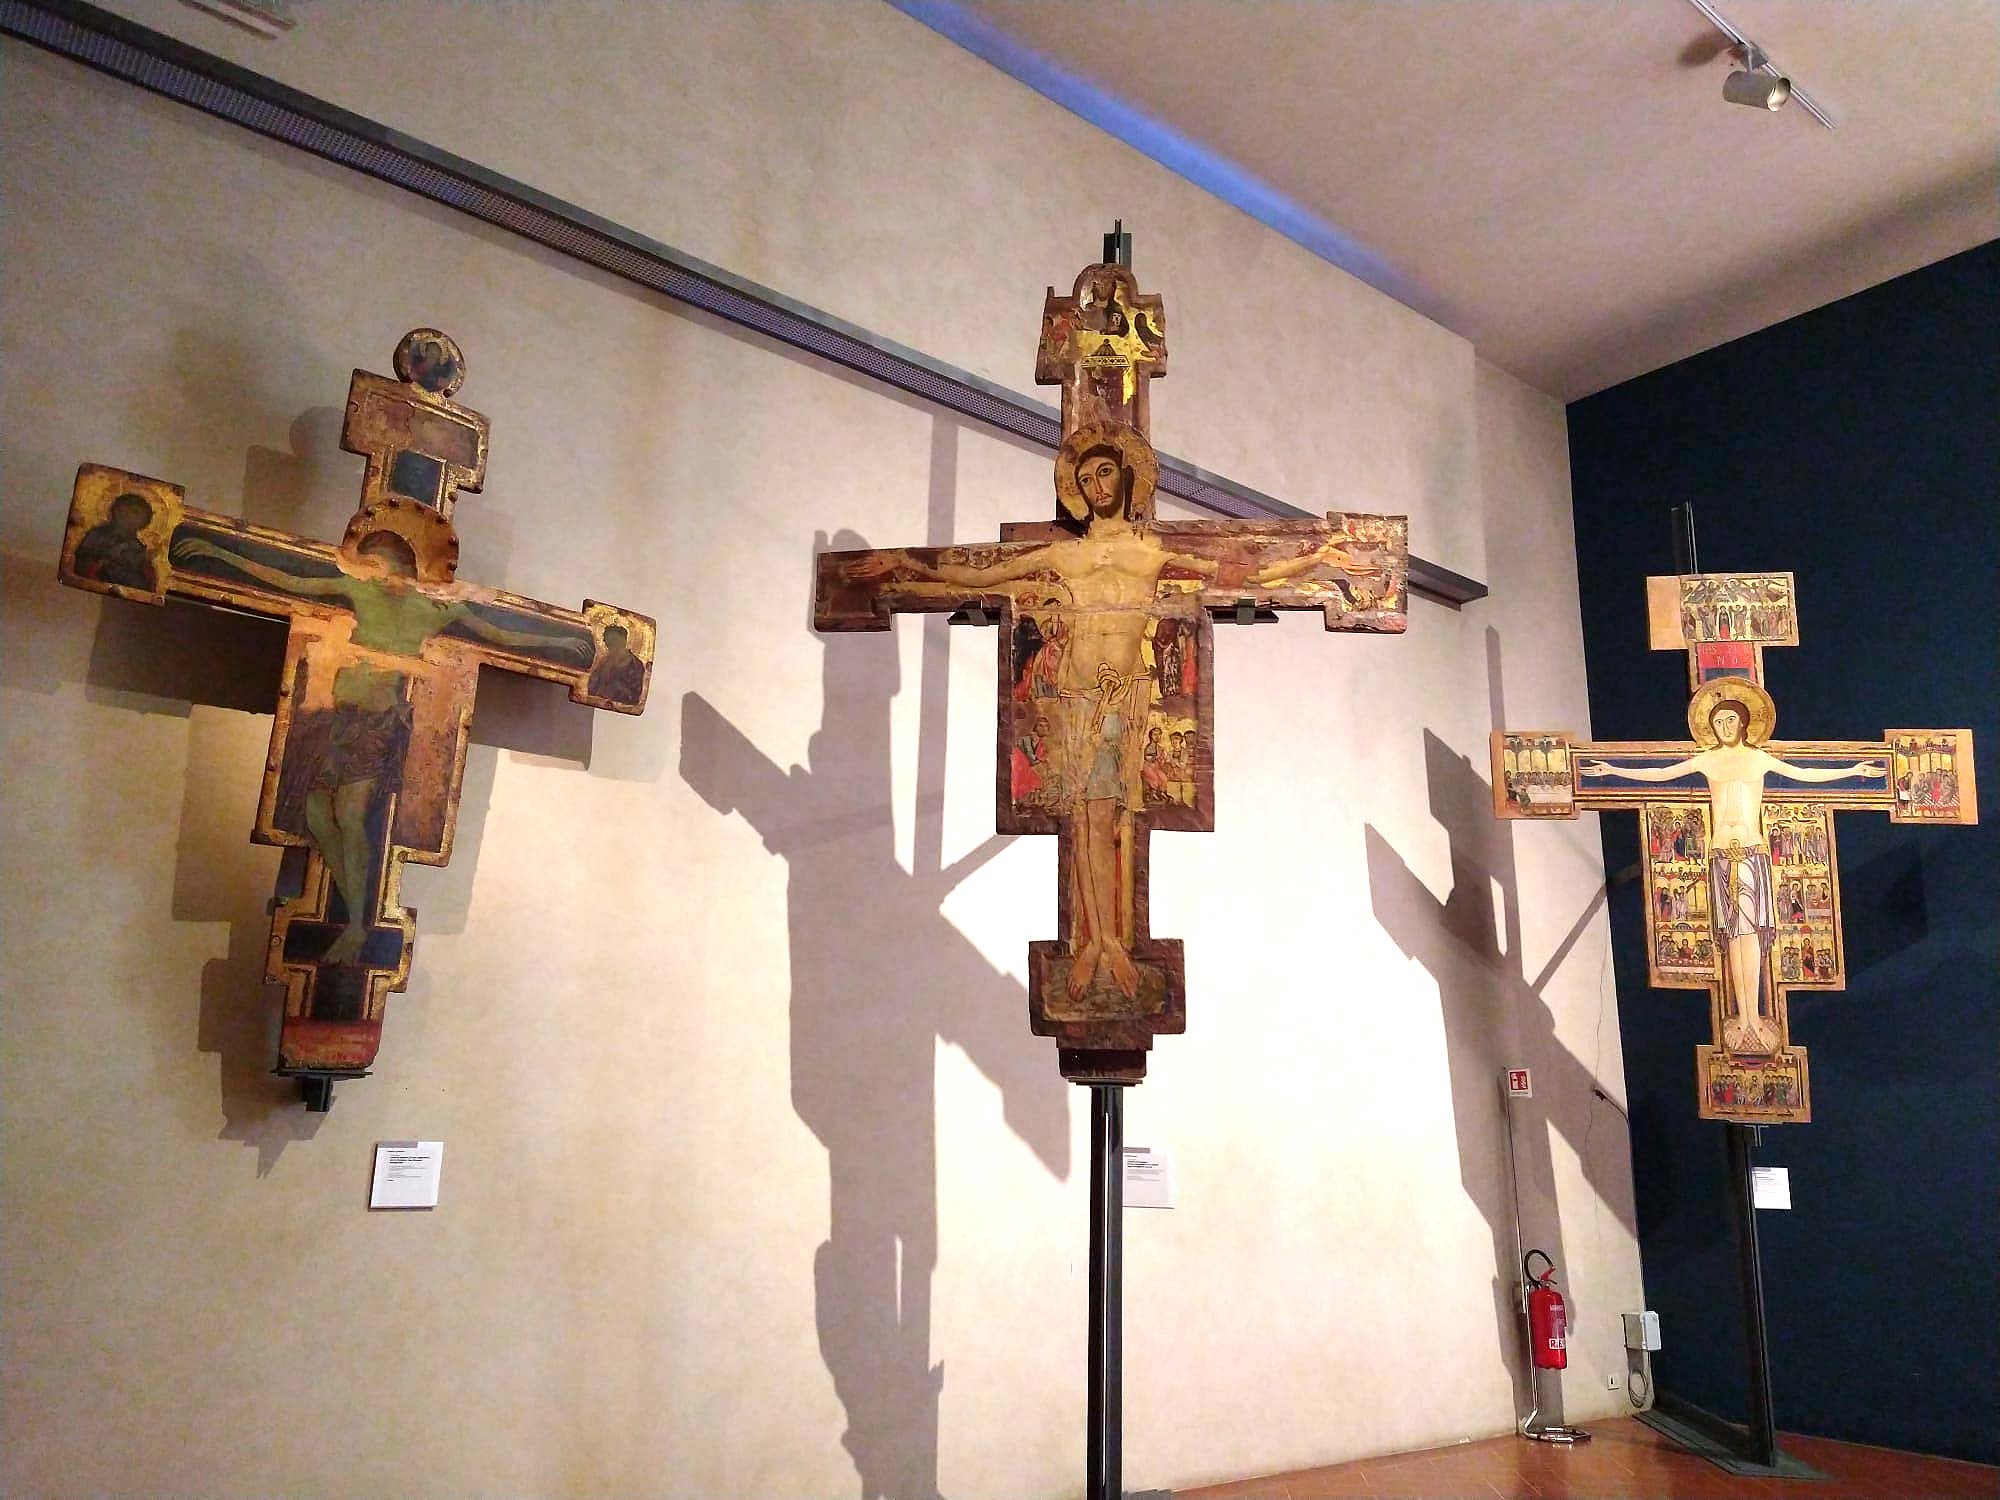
[
  {"x1": 59, "y1": 330, "x2": 655, "y2": 1107},
  {"x1": 815, "y1": 257, "x2": 1409, "y2": 1085},
  {"x1": 1492, "y1": 571, "x2": 1977, "y2": 1123}
]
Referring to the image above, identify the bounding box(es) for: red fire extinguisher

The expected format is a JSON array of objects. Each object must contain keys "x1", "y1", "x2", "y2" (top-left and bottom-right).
[{"x1": 1525, "y1": 1249, "x2": 1568, "y2": 1370}]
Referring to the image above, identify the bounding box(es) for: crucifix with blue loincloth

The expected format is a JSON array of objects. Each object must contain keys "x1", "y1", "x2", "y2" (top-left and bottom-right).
[{"x1": 59, "y1": 330, "x2": 656, "y2": 1107}]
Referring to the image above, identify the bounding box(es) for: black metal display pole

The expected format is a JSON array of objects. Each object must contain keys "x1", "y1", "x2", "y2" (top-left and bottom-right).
[
  {"x1": 1674, "y1": 502, "x2": 1780, "y2": 1470},
  {"x1": 1724, "y1": 1121, "x2": 1780, "y2": 1465},
  {"x1": 1087, "y1": 1082, "x2": 1125, "y2": 1500}
]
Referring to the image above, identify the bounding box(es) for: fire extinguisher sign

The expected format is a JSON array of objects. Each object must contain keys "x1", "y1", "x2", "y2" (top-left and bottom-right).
[{"x1": 1506, "y1": 1068, "x2": 1533, "y2": 1099}]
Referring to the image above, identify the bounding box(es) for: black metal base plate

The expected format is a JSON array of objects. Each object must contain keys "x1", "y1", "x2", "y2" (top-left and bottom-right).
[{"x1": 1636, "y1": 1404, "x2": 1828, "y2": 1480}]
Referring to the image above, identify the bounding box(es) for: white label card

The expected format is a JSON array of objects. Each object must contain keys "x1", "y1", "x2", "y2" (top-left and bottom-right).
[
  {"x1": 1122, "y1": 1146, "x2": 1174, "y2": 1210},
  {"x1": 1751, "y1": 1166, "x2": 1790, "y2": 1211},
  {"x1": 370, "y1": 1140, "x2": 444, "y2": 1210}
]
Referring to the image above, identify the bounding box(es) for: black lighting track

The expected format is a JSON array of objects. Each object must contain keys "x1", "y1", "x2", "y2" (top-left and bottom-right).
[{"x1": 3, "y1": 0, "x2": 1487, "y2": 607}]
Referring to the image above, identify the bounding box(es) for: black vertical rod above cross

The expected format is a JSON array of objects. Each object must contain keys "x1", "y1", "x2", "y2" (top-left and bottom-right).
[
  {"x1": 1672, "y1": 501, "x2": 1780, "y2": 1469},
  {"x1": 1103, "y1": 219, "x2": 1132, "y2": 268}
]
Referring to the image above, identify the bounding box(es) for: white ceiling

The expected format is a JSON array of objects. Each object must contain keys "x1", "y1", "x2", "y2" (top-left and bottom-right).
[{"x1": 942, "y1": 0, "x2": 2000, "y2": 399}]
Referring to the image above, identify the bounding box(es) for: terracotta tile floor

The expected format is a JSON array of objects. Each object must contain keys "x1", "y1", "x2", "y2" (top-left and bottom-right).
[{"x1": 1175, "y1": 1417, "x2": 1999, "y2": 1499}]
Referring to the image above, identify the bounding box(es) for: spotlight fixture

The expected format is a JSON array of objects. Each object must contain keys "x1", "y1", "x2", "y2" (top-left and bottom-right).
[
  {"x1": 1682, "y1": 0, "x2": 1835, "y2": 128},
  {"x1": 1723, "y1": 45, "x2": 1791, "y2": 111}
]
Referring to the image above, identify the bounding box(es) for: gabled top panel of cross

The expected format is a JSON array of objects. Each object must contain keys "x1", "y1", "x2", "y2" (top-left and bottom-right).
[
  {"x1": 1645, "y1": 570, "x2": 1797, "y2": 692},
  {"x1": 1036, "y1": 263, "x2": 1167, "y2": 439}
]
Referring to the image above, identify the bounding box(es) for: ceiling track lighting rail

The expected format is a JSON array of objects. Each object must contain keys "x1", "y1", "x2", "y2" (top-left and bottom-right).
[{"x1": 1684, "y1": 0, "x2": 1836, "y2": 128}]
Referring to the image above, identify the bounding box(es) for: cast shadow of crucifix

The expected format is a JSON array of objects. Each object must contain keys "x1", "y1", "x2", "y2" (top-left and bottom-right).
[
  {"x1": 680, "y1": 418, "x2": 1069, "y2": 1500},
  {"x1": 1364, "y1": 627, "x2": 1639, "y2": 1425},
  {"x1": 61, "y1": 388, "x2": 602, "y2": 1173}
]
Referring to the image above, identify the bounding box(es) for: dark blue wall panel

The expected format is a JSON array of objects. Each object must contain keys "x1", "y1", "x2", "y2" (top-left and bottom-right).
[{"x1": 1566, "y1": 242, "x2": 1998, "y2": 1462}]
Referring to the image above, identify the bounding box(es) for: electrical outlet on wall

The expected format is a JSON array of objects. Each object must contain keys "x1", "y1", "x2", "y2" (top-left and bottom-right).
[{"x1": 1606, "y1": 1373, "x2": 1621, "y2": 1390}]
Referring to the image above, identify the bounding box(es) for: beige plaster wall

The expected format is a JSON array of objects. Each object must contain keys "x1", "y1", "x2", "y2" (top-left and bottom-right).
[{"x1": 2, "y1": 5, "x2": 1639, "y2": 1496}]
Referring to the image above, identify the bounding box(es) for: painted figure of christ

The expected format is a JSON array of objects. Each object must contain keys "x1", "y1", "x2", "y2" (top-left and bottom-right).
[
  {"x1": 169, "y1": 526, "x2": 592, "y2": 961},
  {"x1": 1580, "y1": 690, "x2": 1881, "y2": 1053},
  {"x1": 847, "y1": 426, "x2": 1360, "y2": 1001}
]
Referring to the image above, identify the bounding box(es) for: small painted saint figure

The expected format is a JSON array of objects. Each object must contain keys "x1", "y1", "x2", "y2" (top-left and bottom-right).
[{"x1": 73, "y1": 489, "x2": 161, "y2": 591}]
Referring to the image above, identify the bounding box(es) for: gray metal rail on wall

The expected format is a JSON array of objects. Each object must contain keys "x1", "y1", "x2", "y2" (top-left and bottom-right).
[{"x1": 3, "y1": 0, "x2": 1486, "y2": 608}]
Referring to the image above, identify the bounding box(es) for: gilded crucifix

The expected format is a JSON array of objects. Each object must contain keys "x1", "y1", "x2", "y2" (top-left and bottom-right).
[
  {"x1": 816, "y1": 259, "x2": 1408, "y2": 1084},
  {"x1": 60, "y1": 330, "x2": 655, "y2": 1107},
  {"x1": 1493, "y1": 572, "x2": 1977, "y2": 1123}
]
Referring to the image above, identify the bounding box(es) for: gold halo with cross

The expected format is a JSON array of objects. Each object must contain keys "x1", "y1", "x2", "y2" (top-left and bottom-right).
[
  {"x1": 1688, "y1": 675, "x2": 1777, "y2": 747},
  {"x1": 1055, "y1": 421, "x2": 1157, "y2": 525}
]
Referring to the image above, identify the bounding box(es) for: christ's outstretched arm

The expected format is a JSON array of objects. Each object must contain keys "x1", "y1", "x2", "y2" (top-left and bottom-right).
[
  {"x1": 1161, "y1": 550, "x2": 1222, "y2": 578},
  {"x1": 1245, "y1": 539, "x2": 1374, "y2": 587},
  {"x1": 848, "y1": 545, "x2": 1057, "y2": 590},
  {"x1": 451, "y1": 607, "x2": 595, "y2": 660},
  {"x1": 1578, "y1": 754, "x2": 1705, "y2": 781},
  {"x1": 170, "y1": 535, "x2": 353, "y2": 601},
  {"x1": 1762, "y1": 753, "x2": 1885, "y2": 783}
]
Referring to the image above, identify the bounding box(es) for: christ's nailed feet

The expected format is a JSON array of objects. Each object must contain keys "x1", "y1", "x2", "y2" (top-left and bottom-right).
[{"x1": 1067, "y1": 941, "x2": 1101, "y2": 1000}]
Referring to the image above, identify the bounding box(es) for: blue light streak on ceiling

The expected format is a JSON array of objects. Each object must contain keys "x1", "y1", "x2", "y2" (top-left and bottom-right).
[{"x1": 892, "y1": 0, "x2": 1447, "y2": 326}]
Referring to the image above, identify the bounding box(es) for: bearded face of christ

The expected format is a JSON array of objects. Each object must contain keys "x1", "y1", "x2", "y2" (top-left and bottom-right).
[
  {"x1": 1711, "y1": 703, "x2": 1747, "y2": 747},
  {"x1": 1075, "y1": 447, "x2": 1127, "y2": 520}
]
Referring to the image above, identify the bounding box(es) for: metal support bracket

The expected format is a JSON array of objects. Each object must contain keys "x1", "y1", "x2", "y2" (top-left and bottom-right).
[
  {"x1": 1216, "y1": 597, "x2": 1279, "y2": 626},
  {"x1": 278, "y1": 1067, "x2": 369, "y2": 1112}
]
